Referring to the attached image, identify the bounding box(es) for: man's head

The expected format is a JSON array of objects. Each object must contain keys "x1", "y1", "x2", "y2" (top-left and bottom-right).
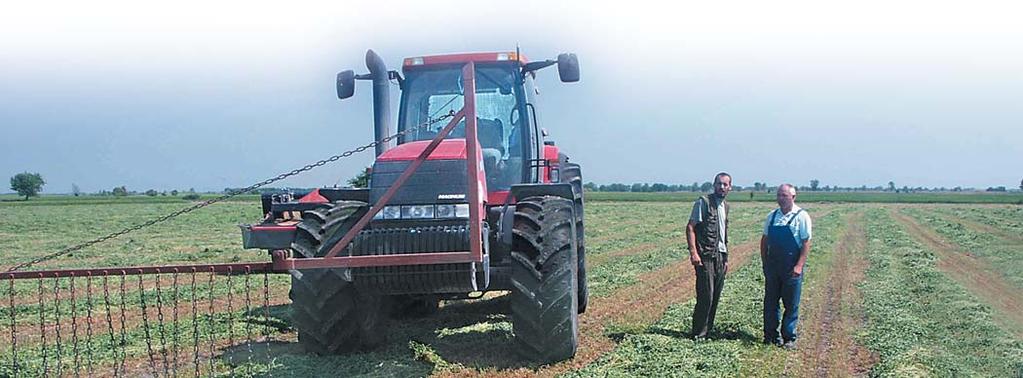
[
  {"x1": 713, "y1": 172, "x2": 732, "y2": 198},
  {"x1": 776, "y1": 184, "x2": 796, "y2": 209}
]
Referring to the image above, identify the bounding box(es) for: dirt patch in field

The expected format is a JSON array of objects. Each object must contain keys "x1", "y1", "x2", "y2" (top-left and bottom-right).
[
  {"x1": 436, "y1": 240, "x2": 759, "y2": 377},
  {"x1": 788, "y1": 212, "x2": 877, "y2": 377},
  {"x1": 891, "y1": 210, "x2": 1023, "y2": 339}
]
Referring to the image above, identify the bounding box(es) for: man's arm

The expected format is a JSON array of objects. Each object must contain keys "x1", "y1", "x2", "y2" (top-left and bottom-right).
[
  {"x1": 792, "y1": 239, "x2": 812, "y2": 277},
  {"x1": 792, "y1": 213, "x2": 813, "y2": 276},
  {"x1": 686, "y1": 221, "x2": 702, "y2": 266},
  {"x1": 760, "y1": 235, "x2": 768, "y2": 262}
]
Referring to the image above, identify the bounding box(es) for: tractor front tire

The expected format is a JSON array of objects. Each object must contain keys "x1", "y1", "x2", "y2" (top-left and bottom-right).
[
  {"x1": 509, "y1": 196, "x2": 579, "y2": 363},
  {"x1": 289, "y1": 201, "x2": 387, "y2": 354}
]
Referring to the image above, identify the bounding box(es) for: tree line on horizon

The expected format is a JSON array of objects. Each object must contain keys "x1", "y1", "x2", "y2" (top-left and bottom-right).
[
  {"x1": 7, "y1": 172, "x2": 1023, "y2": 200},
  {"x1": 583, "y1": 179, "x2": 1020, "y2": 194}
]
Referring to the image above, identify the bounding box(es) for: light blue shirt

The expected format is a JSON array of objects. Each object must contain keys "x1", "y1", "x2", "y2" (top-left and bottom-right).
[{"x1": 762, "y1": 206, "x2": 812, "y2": 249}]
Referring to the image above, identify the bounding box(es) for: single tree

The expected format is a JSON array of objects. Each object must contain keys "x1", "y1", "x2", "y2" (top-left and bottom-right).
[
  {"x1": 10, "y1": 172, "x2": 45, "y2": 200},
  {"x1": 72, "y1": 183, "x2": 81, "y2": 197},
  {"x1": 810, "y1": 179, "x2": 820, "y2": 191},
  {"x1": 347, "y1": 167, "x2": 371, "y2": 188},
  {"x1": 888, "y1": 181, "x2": 896, "y2": 192},
  {"x1": 112, "y1": 186, "x2": 128, "y2": 196}
]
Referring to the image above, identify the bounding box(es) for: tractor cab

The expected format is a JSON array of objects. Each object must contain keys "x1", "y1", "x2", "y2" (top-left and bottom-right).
[
  {"x1": 397, "y1": 54, "x2": 537, "y2": 191},
  {"x1": 338, "y1": 51, "x2": 579, "y2": 203}
]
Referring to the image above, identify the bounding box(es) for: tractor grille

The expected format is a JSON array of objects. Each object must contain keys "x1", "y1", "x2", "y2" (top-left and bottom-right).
[
  {"x1": 351, "y1": 224, "x2": 470, "y2": 255},
  {"x1": 350, "y1": 224, "x2": 476, "y2": 294}
]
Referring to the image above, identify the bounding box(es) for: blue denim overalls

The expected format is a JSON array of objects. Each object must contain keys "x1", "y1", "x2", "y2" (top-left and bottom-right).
[{"x1": 763, "y1": 209, "x2": 804, "y2": 344}]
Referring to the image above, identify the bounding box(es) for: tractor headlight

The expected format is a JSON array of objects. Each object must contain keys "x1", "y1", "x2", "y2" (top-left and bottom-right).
[
  {"x1": 374, "y1": 205, "x2": 402, "y2": 220},
  {"x1": 436, "y1": 204, "x2": 470, "y2": 219},
  {"x1": 401, "y1": 205, "x2": 435, "y2": 219},
  {"x1": 435, "y1": 204, "x2": 455, "y2": 218},
  {"x1": 454, "y1": 204, "x2": 470, "y2": 218}
]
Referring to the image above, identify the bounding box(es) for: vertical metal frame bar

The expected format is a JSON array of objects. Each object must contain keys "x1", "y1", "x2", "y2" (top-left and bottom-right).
[{"x1": 462, "y1": 62, "x2": 485, "y2": 262}]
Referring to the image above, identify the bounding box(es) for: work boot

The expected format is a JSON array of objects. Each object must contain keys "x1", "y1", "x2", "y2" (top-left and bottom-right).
[{"x1": 782, "y1": 340, "x2": 797, "y2": 350}]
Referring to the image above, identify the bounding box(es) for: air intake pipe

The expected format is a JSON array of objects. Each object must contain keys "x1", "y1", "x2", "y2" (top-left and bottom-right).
[{"x1": 365, "y1": 49, "x2": 393, "y2": 156}]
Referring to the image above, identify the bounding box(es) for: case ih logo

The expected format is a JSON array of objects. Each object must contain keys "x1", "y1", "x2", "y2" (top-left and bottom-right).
[{"x1": 438, "y1": 194, "x2": 466, "y2": 200}]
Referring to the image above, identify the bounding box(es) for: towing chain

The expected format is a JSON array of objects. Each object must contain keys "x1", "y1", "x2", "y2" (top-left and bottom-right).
[{"x1": 7, "y1": 111, "x2": 457, "y2": 272}]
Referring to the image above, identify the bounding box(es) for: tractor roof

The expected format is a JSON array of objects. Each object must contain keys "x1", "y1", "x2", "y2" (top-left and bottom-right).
[{"x1": 402, "y1": 52, "x2": 528, "y2": 69}]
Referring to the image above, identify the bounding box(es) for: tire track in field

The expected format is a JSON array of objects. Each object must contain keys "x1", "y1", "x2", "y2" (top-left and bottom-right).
[
  {"x1": 891, "y1": 209, "x2": 1023, "y2": 339},
  {"x1": 437, "y1": 239, "x2": 760, "y2": 378},
  {"x1": 789, "y1": 212, "x2": 877, "y2": 377}
]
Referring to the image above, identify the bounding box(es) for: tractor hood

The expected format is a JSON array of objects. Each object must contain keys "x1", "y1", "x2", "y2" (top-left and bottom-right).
[
  {"x1": 377, "y1": 139, "x2": 469, "y2": 162},
  {"x1": 371, "y1": 138, "x2": 488, "y2": 207}
]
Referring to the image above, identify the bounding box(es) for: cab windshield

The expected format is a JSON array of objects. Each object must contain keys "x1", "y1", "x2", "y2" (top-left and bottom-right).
[{"x1": 398, "y1": 63, "x2": 527, "y2": 190}]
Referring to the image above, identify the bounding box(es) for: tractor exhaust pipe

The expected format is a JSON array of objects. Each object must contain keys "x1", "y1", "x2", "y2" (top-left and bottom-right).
[{"x1": 366, "y1": 49, "x2": 393, "y2": 156}]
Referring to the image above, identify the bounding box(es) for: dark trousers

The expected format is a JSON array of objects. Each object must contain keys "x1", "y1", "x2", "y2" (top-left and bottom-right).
[
  {"x1": 692, "y1": 255, "x2": 726, "y2": 338},
  {"x1": 763, "y1": 266, "x2": 803, "y2": 343}
]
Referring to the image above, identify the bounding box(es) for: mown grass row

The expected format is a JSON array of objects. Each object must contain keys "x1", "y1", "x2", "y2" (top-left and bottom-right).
[
  {"x1": 917, "y1": 204, "x2": 1023, "y2": 239},
  {"x1": 900, "y1": 207, "x2": 1023, "y2": 290},
  {"x1": 563, "y1": 207, "x2": 849, "y2": 377},
  {"x1": 856, "y1": 208, "x2": 1023, "y2": 376}
]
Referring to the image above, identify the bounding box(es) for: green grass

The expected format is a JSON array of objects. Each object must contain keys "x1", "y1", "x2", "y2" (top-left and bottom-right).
[
  {"x1": 901, "y1": 207, "x2": 1023, "y2": 290},
  {"x1": 0, "y1": 202, "x2": 265, "y2": 271},
  {"x1": 856, "y1": 208, "x2": 1023, "y2": 376},
  {"x1": 918, "y1": 205, "x2": 1023, "y2": 240},
  {"x1": 2, "y1": 198, "x2": 1022, "y2": 377}
]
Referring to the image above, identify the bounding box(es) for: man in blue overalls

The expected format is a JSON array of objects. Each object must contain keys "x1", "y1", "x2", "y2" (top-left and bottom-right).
[{"x1": 760, "y1": 184, "x2": 813, "y2": 349}]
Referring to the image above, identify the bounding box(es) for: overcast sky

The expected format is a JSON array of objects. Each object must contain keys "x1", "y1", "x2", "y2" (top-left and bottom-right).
[{"x1": 2, "y1": 0, "x2": 1021, "y2": 193}]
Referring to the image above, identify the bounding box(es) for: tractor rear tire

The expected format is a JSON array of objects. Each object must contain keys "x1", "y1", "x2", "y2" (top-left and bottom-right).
[
  {"x1": 560, "y1": 157, "x2": 588, "y2": 314},
  {"x1": 289, "y1": 201, "x2": 387, "y2": 354},
  {"x1": 509, "y1": 196, "x2": 579, "y2": 363}
]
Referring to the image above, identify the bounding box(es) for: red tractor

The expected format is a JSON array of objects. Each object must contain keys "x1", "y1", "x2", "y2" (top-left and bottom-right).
[{"x1": 242, "y1": 49, "x2": 585, "y2": 363}]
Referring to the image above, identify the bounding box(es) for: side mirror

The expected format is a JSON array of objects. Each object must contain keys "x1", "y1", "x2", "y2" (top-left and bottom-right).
[
  {"x1": 557, "y1": 53, "x2": 580, "y2": 83},
  {"x1": 336, "y1": 70, "x2": 355, "y2": 100}
]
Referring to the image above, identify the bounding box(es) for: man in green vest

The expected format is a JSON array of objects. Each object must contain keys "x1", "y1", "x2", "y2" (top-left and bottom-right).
[{"x1": 686, "y1": 172, "x2": 732, "y2": 340}]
